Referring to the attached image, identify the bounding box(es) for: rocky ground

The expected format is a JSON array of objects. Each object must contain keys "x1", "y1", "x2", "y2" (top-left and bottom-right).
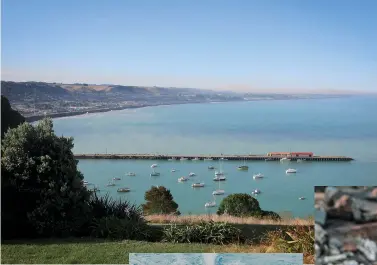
[{"x1": 315, "y1": 186, "x2": 377, "y2": 265}]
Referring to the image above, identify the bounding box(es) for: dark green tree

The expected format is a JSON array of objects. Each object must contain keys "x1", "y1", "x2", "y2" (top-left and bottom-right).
[
  {"x1": 217, "y1": 193, "x2": 262, "y2": 217},
  {"x1": 217, "y1": 193, "x2": 281, "y2": 220},
  {"x1": 1, "y1": 95, "x2": 25, "y2": 139},
  {"x1": 1, "y1": 118, "x2": 91, "y2": 238},
  {"x1": 142, "y1": 186, "x2": 180, "y2": 215}
]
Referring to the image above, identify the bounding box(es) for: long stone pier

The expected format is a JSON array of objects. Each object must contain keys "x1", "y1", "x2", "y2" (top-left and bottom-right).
[{"x1": 74, "y1": 153, "x2": 353, "y2": 162}]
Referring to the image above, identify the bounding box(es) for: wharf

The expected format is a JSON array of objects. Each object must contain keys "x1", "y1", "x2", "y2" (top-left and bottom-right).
[{"x1": 74, "y1": 154, "x2": 353, "y2": 162}]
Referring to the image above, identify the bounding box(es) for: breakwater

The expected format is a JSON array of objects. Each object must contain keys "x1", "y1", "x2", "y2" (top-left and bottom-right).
[{"x1": 74, "y1": 153, "x2": 353, "y2": 161}]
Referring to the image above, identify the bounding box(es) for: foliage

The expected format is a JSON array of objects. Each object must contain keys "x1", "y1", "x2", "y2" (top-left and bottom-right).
[
  {"x1": 88, "y1": 193, "x2": 150, "y2": 240},
  {"x1": 217, "y1": 193, "x2": 262, "y2": 217},
  {"x1": 216, "y1": 193, "x2": 281, "y2": 220},
  {"x1": 1, "y1": 118, "x2": 91, "y2": 238},
  {"x1": 263, "y1": 225, "x2": 315, "y2": 255},
  {"x1": 1, "y1": 95, "x2": 25, "y2": 139},
  {"x1": 142, "y1": 186, "x2": 180, "y2": 215},
  {"x1": 162, "y1": 221, "x2": 244, "y2": 244}
]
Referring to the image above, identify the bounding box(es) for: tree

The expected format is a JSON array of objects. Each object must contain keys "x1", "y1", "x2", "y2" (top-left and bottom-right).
[
  {"x1": 217, "y1": 193, "x2": 281, "y2": 220},
  {"x1": 142, "y1": 186, "x2": 180, "y2": 215},
  {"x1": 1, "y1": 118, "x2": 91, "y2": 238},
  {"x1": 1, "y1": 95, "x2": 25, "y2": 139},
  {"x1": 217, "y1": 193, "x2": 262, "y2": 217}
]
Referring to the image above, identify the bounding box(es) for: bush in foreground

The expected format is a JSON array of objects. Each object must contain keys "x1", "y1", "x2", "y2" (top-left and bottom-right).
[
  {"x1": 88, "y1": 193, "x2": 150, "y2": 240},
  {"x1": 162, "y1": 221, "x2": 244, "y2": 244},
  {"x1": 1, "y1": 118, "x2": 91, "y2": 239},
  {"x1": 142, "y1": 186, "x2": 180, "y2": 215}
]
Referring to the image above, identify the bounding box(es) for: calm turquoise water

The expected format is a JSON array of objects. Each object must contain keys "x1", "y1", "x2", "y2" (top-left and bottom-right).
[
  {"x1": 53, "y1": 96, "x2": 377, "y2": 217},
  {"x1": 129, "y1": 253, "x2": 302, "y2": 265}
]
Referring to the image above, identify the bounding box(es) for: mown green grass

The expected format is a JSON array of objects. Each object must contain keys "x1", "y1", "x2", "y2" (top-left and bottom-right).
[{"x1": 1, "y1": 238, "x2": 232, "y2": 264}]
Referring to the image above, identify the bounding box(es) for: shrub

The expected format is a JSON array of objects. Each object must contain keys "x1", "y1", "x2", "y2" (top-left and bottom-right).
[
  {"x1": 88, "y1": 193, "x2": 150, "y2": 240},
  {"x1": 217, "y1": 193, "x2": 262, "y2": 217},
  {"x1": 142, "y1": 186, "x2": 180, "y2": 215},
  {"x1": 261, "y1": 211, "x2": 282, "y2": 221},
  {"x1": 1, "y1": 118, "x2": 91, "y2": 238},
  {"x1": 263, "y1": 225, "x2": 315, "y2": 255},
  {"x1": 1, "y1": 95, "x2": 25, "y2": 139},
  {"x1": 162, "y1": 221, "x2": 244, "y2": 244}
]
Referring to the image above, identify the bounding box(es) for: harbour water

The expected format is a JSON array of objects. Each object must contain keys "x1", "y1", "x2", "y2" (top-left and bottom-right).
[
  {"x1": 129, "y1": 253, "x2": 303, "y2": 265},
  {"x1": 53, "y1": 96, "x2": 377, "y2": 217}
]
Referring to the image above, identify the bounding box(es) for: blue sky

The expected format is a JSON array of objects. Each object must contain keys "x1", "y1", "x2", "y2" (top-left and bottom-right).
[{"x1": 1, "y1": 0, "x2": 377, "y2": 92}]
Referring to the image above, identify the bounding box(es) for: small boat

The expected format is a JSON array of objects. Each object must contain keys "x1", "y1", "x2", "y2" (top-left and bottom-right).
[
  {"x1": 117, "y1": 187, "x2": 130, "y2": 192},
  {"x1": 205, "y1": 201, "x2": 216, "y2": 207},
  {"x1": 286, "y1": 168, "x2": 297, "y2": 174},
  {"x1": 251, "y1": 189, "x2": 261, "y2": 195},
  {"x1": 178, "y1": 176, "x2": 188, "y2": 182},
  {"x1": 171, "y1": 169, "x2": 176, "y2": 172},
  {"x1": 150, "y1": 172, "x2": 160, "y2": 177},
  {"x1": 213, "y1": 180, "x2": 225, "y2": 195},
  {"x1": 253, "y1": 173, "x2": 264, "y2": 179},
  {"x1": 204, "y1": 158, "x2": 213, "y2": 161},
  {"x1": 265, "y1": 158, "x2": 274, "y2": 161},
  {"x1": 188, "y1": 172, "x2": 196, "y2": 177},
  {"x1": 113, "y1": 177, "x2": 121, "y2": 180},
  {"x1": 180, "y1": 157, "x2": 188, "y2": 161},
  {"x1": 212, "y1": 189, "x2": 225, "y2": 195},
  {"x1": 208, "y1": 166, "x2": 215, "y2": 170},
  {"x1": 237, "y1": 160, "x2": 249, "y2": 170},
  {"x1": 192, "y1": 183, "x2": 205, "y2": 187},
  {"x1": 299, "y1": 197, "x2": 306, "y2": 200},
  {"x1": 151, "y1": 164, "x2": 158, "y2": 168},
  {"x1": 297, "y1": 159, "x2": 303, "y2": 163},
  {"x1": 168, "y1": 157, "x2": 177, "y2": 161},
  {"x1": 213, "y1": 176, "x2": 226, "y2": 181},
  {"x1": 215, "y1": 171, "x2": 225, "y2": 176},
  {"x1": 82, "y1": 180, "x2": 90, "y2": 185},
  {"x1": 220, "y1": 158, "x2": 228, "y2": 160},
  {"x1": 126, "y1": 172, "x2": 136, "y2": 176},
  {"x1": 192, "y1": 157, "x2": 200, "y2": 161},
  {"x1": 106, "y1": 181, "x2": 115, "y2": 187},
  {"x1": 280, "y1": 157, "x2": 291, "y2": 162}
]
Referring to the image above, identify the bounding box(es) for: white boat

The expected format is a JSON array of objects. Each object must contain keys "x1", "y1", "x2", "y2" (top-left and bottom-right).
[
  {"x1": 180, "y1": 157, "x2": 188, "y2": 161},
  {"x1": 213, "y1": 178, "x2": 225, "y2": 195},
  {"x1": 117, "y1": 187, "x2": 130, "y2": 192},
  {"x1": 215, "y1": 159, "x2": 225, "y2": 176},
  {"x1": 171, "y1": 169, "x2": 176, "y2": 172},
  {"x1": 251, "y1": 189, "x2": 261, "y2": 195},
  {"x1": 82, "y1": 180, "x2": 90, "y2": 185},
  {"x1": 220, "y1": 158, "x2": 228, "y2": 160},
  {"x1": 205, "y1": 201, "x2": 216, "y2": 207},
  {"x1": 192, "y1": 157, "x2": 200, "y2": 161},
  {"x1": 113, "y1": 177, "x2": 121, "y2": 180},
  {"x1": 192, "y1": 183, "x2": 205, "y2": 187},
  {"x1": 126, "y1": 172, "x2": 136, "y2": 176},
  {"x1": 88, "y1": 186, "x2": 100, "y2": 192},
  {"x1": 151, "y1": 164, "x2": 158, "y2": 168},
  {"x1": 253, "y1": 173, "x2": 264, "y2": 179},
  {"x1": 205, "y1": 195, "x2": 217, "y2": 207},
  {"x1": 168, "y1": 157, "x2": 177, "y2": 161},
  {"x1": 299, "y1": 197, "x2": 306, "y2": 200},
  {"x1": 280, "y1": 157, "x2": 291, "y2": 162},
  {"x1": 213, "y1": 176, "x2": 226, "y2": 181},
  {"x1": 297, "y1": 159, "x2": 303, "y2": 163},
  {"x1": 106, "y1": 181, "x2": 116, "y2": 187},
  {"x1": 150, "y1": 172, "x2": 160, "y2": 176},
  {"x1": 188, "y1": 172, "x2": 196, "y2": 177},
  {"x1": 286, "y1": 168, "x2": 297, "y2": 174},
  {"x1": 208, "y1": 166, "x2": 215, "y2": 170},
  {"x1": 178, "y1": 176, "x2": 188, "y2": 182},
  {"x1": 204, "y1": 158, "x2": 213, "y2": 161}
]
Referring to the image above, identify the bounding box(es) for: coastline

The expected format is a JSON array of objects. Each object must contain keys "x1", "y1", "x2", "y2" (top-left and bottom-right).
[{"x1": 25, "y1": 95, "x2": 347, "y2": 122}]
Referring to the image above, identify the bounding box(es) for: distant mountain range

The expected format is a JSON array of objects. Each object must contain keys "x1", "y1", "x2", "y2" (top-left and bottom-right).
[{"x1": 0, "y1": 80, "x2": 351, "y2": 121}]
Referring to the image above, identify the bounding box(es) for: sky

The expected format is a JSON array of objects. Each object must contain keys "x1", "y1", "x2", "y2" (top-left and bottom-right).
[{"x1": 1, "y1": 0, "x2": 377, "y2": 93}]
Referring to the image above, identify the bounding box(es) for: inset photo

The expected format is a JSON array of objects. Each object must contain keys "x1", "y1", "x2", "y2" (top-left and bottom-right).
[
  {"x1": 315, "y1": 186, "x2": 377, "y2": 265},
  {"x1": 129, "y1": 253, "x2": 303, "y2": 265}
]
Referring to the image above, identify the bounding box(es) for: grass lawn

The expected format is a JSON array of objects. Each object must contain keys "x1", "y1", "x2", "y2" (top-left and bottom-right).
[{"x1": 1, "y1": 238, "x2": 312, "y2": 264}]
